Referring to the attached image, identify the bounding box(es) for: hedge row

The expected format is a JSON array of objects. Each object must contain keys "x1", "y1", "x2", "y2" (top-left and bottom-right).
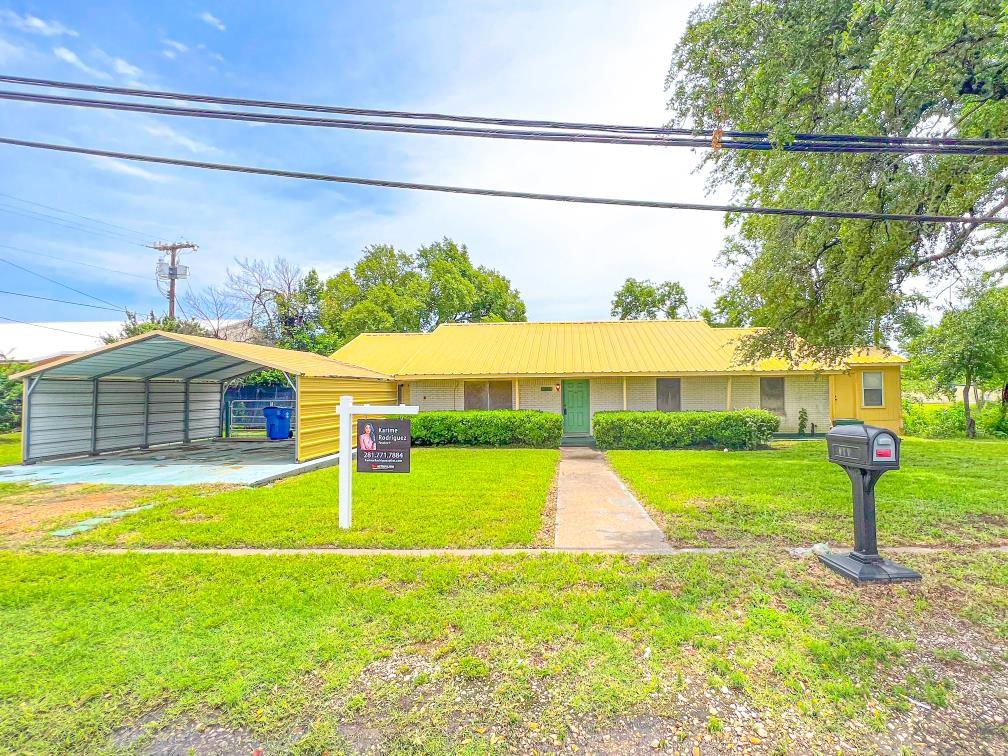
[
  {"x1": 408, "y1": 410, "x2": 563, "y2": 448},
  {"x1": 903, "y1": 400, "x2": 1008, "y2": 439},
  {"x1": 593, "y1": 409, "x2": 780, "y2": 450}
]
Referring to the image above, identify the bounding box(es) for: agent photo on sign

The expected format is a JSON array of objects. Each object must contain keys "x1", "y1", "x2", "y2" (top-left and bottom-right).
[{"x1": 358, "y1": 422, "x2": 376, "y2": 451}]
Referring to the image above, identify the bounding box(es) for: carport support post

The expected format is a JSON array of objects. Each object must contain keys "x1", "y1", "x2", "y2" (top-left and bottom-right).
[
  {"x1": 21, "y1": 376, "x2": 39, "y2": 464},
  {"x1": 339, "y1": 394, "x2": 353, "y2": 529}
]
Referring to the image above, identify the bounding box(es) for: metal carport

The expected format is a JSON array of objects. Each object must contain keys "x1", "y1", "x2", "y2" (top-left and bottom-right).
[{"x1": 12, "y1": 331, "x2": 395, "y2": 466}]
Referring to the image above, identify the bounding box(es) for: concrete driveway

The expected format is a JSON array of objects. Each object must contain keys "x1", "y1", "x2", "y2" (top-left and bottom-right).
[{"x1": 0, "y1": 439, "x2": 338, "y2": 487}]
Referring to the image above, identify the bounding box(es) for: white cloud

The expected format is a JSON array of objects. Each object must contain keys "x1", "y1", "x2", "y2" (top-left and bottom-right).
[
  {"x1": 199, "y1": 11, "x2": 226, "y2": 31},
  {"x1": 0, "y1": 36, "x2": 22, "y2": 64},
  {"x1": 0, "y1": 10, "x2": 77, "y2": 37},
  {"x1": 162, "y1": 39, "x2": 187, "y2": 58},
  {"x1": 88, "y1": 157, "x2": 172, "y2": 183},
  {"x1": 113, "y1": 57, "x2": 142, "y2": 77},
  {"x1": 144, "y1": 124, "x2": 215, "y2": 155},
  {"x1": 53, "y1": 47, "x2": 110, "y2": 80}
]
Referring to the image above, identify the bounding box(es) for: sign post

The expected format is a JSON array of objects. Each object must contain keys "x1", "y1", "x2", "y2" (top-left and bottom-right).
[{"x1": 337, "y1": 395, "x2": 418, "y2": 529}]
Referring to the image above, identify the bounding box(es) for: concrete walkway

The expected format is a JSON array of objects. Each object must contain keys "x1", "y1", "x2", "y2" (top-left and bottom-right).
[{"x1": 553, "y1": 446, "x2": 671, "y2": 552}]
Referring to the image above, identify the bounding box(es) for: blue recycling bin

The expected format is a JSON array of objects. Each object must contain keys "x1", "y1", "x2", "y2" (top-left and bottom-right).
[{"x1": 263, "y1": 406, "x2": 292, "y2": 440}]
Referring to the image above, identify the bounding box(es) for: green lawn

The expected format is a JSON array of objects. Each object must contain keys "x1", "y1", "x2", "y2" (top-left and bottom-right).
[
  {"x1": 0, "y1": 550, "x2": 1003, "y2": 753},
  {"x1": 608, "y1": 438, "x2": 1008, "y2": 546},
  {"x1": 0, "y1": 432, "x2": 19, "y2": 466},
  {"x1": 66, "y1": 448, "x2": 559, "y2": 549}
]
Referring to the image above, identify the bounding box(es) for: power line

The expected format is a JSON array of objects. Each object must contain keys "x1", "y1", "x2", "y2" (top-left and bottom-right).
[
  {"x1": 0, "y1": 243, "x2": 151, "y2": 280},
  {"x1": 0, "y1": 288, "x2": 124, "y2": 312},
  {"x1": 1, "y1": 73, "x2": 1004, "y2": 151},
  {"x1": 1, "y1": 135, "x2": 1006, "y2": 226},
  {"x1": 0, "y1": 204, "x2": 148, "y2": 246},
  {"x1": 2, "y1": 88, "x2": 1006, "y2": 156},
  {"x1": 0, "y1": 190, "x2": 153, "y2": 240},
  {"x1": 0, "y1": 314, "x2": 105, "y2": 338},
  {"x1": 0, "y1": 254, "x2": 125, "y2": 309}
]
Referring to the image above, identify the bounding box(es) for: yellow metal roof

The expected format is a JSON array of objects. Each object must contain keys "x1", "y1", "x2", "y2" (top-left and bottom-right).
[
  {"x1": 326, "y1": 332, "x2": 429, "y2": 376},
  {"x1": 331, "y1": 321, "x2": 907, "y2": 378},
  {"x1": 12, "y1": 330, "x2": 393, "y2": 381}
]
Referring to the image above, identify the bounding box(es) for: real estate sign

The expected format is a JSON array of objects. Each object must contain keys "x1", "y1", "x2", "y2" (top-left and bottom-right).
[{"x1": 356, "y1": 418, "x2": 411, "y2": 473}]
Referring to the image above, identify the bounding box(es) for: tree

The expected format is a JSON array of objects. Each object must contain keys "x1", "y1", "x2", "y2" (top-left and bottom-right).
[
  {"x1": 222, "y1": 258, "x2": 336, "y2": 354},
  {"x1": 0, "y1": 360, "x2": 26, "y2": 432},
  {"x1": 102, "y1": 311, "x2": 209, "y2": 344},
  {"x1": 610, "y1": 278, "x2": 690, "y2": 320},
  {"x1": 666, "y1": 0, "x2": 1008, "y2": 363},
  {"x1": 904, "y1": 286, "x2": 1008, "y2": 437},
  {"x1": 322, "y1": 238, "x2": 526, "y2": 341},
  {"x1": 182, "y1": 285, "x2": 240, "y2": 340}
]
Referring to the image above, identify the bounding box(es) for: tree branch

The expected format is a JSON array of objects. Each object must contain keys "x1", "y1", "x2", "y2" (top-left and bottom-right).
[{"x1": 898, "y1": 195, "x2": 1008, "y2": 274}]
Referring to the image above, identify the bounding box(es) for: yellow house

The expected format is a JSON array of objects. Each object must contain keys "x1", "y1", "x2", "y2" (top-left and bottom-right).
[{"x1": 333, "y1": 320, "x2": 907, "y2": 437}]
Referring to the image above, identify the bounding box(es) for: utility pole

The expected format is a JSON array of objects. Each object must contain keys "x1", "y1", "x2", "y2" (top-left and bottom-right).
[{"x1": 149, "y1": 241, "x2": 198, "y2": 318}]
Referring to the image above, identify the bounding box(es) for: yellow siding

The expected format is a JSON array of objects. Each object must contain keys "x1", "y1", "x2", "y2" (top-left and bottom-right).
[
  {"x1": 829, "y1": 366, "x2": 903, "y2": 433},
  {"x1": 296, "y1": 376, "x2": 398, "y2": 462}
]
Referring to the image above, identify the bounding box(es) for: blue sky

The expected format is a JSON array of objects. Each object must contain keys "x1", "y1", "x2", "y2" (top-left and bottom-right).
[{"x1": 0, "y1": 1, "x2": 729, "y2": 335}]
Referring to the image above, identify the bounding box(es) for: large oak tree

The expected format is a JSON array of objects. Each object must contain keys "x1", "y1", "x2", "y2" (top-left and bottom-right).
[{"x1": 667, "y1": 0, "x2": 1008, "y2": 362}]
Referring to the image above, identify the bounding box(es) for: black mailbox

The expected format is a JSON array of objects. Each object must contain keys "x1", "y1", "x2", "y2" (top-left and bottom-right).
[
  {"x1": 827, "y1": 424, "x2": 900, "y2": 471},
  {"x1": 819, "y1": 424, "x2": 921, "y2": 585}
]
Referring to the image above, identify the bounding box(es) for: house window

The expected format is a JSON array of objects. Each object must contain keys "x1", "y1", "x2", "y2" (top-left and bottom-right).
[
  {"x1": 760, "y1": 377, "x2": 785, "y2": 415},
  {"x1": 862, "y1": 371, "x2": 884, "y2": 407},
  {"x1": 463, "y1": 380, "x2": 513, "y2": 410},
  {"x1": 656, "y1": 378, "x2": 681, "y2": 411}
]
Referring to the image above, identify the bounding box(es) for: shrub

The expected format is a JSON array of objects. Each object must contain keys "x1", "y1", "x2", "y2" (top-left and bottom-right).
[
  {"x1": 903, "y1": 400, "x2": 1008, "y2": 439},
  {"x1": 798, "y1": 407, "x2": 809, "y2": 435},
  {"x1": 593, "y1": 409, "x2": 780, "y2": 450},
  {"x1": 408, "y1": 410, "x2": 563, "y2": 448}
]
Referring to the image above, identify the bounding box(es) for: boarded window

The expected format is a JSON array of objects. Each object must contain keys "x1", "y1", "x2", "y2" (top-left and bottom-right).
[
  {"x1": 464, "y1": 381, "x2": 488, "y2": 410},
  {"x1": 656, "y1": 378, "x2": 681, "y2": 412},
  {"x1": 488, "y1": 380, "x2": 513, "y2": 410},
  {"x1": 760, "y1": 378, "x2": 785, "y2": 415},
  {"x1": 464, "y1": 380, "x2": 514, "y2": 410},
  {"x1": 862, "y1": 371, "x2": 884, "y2": 407}
]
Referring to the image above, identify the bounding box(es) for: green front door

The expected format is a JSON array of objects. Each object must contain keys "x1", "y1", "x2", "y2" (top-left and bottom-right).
[{"x1": 562, "y1": 380, "x2": 590, "y2": 435}]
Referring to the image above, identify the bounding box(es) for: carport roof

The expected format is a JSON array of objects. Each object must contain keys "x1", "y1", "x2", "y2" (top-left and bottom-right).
[{"x1": 11, "y1": 331, "x2": 392, "y2": 382}]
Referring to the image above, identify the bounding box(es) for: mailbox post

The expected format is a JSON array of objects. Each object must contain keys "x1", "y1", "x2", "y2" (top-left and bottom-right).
[{"x1": 821, "y1": 424, "x2": 921, "y2": 584}]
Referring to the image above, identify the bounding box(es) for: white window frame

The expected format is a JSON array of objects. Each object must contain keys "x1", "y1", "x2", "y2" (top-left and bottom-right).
[{"x1": 861, "y1": 371, "x2": 884, "y2": 408}]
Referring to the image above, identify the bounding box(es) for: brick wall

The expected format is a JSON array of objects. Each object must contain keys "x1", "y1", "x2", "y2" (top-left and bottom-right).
[
  {"x1": 681, "y1": 376, "x2": 729, "y2": 411},
  {"x1": 518, "y1": 379, "x2": 561, "y2": 412},
  {"x1": 730, "y1": 376, "x2": 761, "y2": 409},
  {"x1": 589, "y1": 378, "x2": 623, "y2": 417},
  {"x1": 782, "y1": 375, "x2": 830, "y2": 432},
  {"x1": 626, "y1": 378, "x2": 656, "y2": 411},
  {"x1": 409, "y1": 380, "x2": 463, "y2": 411}
]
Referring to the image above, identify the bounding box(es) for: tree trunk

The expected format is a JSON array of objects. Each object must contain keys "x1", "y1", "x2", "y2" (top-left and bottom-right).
[
  {"x1": 963, "y1": 378, "x2": 976, "y2": 439},
  {"x1": 974, "y1": 384, "x2": 985, "y2": 411}
]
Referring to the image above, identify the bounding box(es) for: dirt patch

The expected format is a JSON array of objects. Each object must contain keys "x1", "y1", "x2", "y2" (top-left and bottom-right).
[
  {"x1": 536, "y1": 469, "x2": 559, "y2": 547},
  {"x1": 110, "y1": 706, "x2": 264, "y2": 755},
  {"x1": 0, "y1": 484, "x2": 165, "y2": 544}
]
